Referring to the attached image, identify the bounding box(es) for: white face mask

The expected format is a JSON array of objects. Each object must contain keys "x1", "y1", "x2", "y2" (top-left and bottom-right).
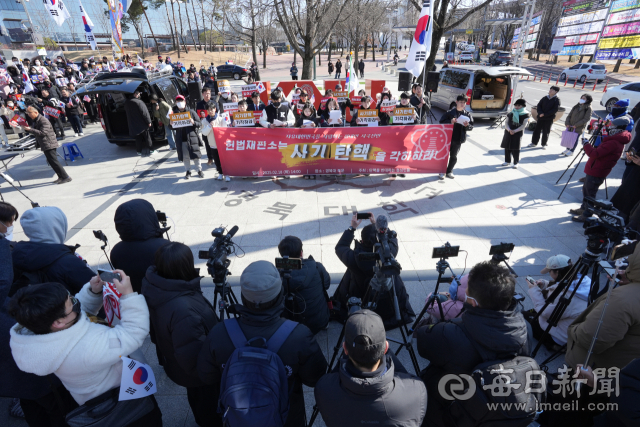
[
  {"x1": 35, "y1": 61, "x2": 40, "y2": 66},
  {"x1": 221, "y1": 93, "x2": 229, "y2": 99},
  {"x1": 0, "y1": 222, "x2": 13, "y2": 241},
  {"x1": 579, "y1": 99, "x2": 586, "y2": 104},
  {"x1": 176, "y1": 101, "x2": 186, "y2": 109}
]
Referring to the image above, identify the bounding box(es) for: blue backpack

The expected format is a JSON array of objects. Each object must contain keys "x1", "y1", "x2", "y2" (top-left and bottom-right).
[{"x1": 219, "y1": 318, "x2": 297, "y2": 427}]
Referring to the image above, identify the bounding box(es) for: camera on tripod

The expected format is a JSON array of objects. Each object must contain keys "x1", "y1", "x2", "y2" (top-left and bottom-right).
[
  {"x1": 583, "y1": 197, "x2": 627, "y2": 255},
  {"x1": 198, "y1": 225, "x2": 239, "y2": 283}
]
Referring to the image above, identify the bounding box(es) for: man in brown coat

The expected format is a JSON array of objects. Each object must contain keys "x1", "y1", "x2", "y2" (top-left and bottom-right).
[
  {"x1": 22, "y1": 106, "x2": 71, "y2": 184},
  {"x1": 566, "y1": 244, "x2": 640, "y2": 371}
]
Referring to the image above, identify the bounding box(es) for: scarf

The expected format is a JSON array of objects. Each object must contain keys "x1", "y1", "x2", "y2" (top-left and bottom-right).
[{"x1": 511, "y1": 107, "x2": 527, "y2": 125}]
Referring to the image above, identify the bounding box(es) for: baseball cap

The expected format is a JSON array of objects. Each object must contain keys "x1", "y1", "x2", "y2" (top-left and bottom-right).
[
  {"x1": 541, "y1": 255, "x2": 571, "y2": 274},
  {"x1": 240, "y1": 261, "x2": 282, "y2": 306},
  {"x1": 344, "y1": 310, "x2": 386, "y2": 362},
  {"x1": 175, "y1": 95, "x2": 185, "y2": 101}
]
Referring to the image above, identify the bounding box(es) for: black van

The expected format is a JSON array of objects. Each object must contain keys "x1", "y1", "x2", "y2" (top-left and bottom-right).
[{"x1": 75, "y1": 67, "x2": 191, "y2": 146}]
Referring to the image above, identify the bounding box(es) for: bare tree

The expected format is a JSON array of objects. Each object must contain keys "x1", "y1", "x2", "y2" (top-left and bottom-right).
[
  {"x1": 274, "y1": 0, "x2": 354, "y2": 79},
  {"x1": 227, "y1": 0, "x2": 264, "y2": 78},
  {"x1": 255, "y1": 7, "x2": 278, "y2": 69}
]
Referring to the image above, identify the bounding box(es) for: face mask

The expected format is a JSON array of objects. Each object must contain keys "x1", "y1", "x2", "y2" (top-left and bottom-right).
[
  {"x1": 35, "y1": 61, "x2": 40, "y2": 66},
  {"x1": 612, "y1": 107, "x2": 626, "y2": 117},
  {"x1": 221, "y1": 93, "x2": 229, "y2": 99},
  {"x1": 7, "y1": 104, "x2": 13, "y2": 108},
  {"x1": 0, "y1": 222, "x2": 13, "y2": 240},
  {"x1": 272, "y1": 101, "x2": 281, "y2": 107},
  {"x1": 579, "y1": 99, "x2": 586, "y2": 104},
  {"x1": 72, "y1": 299, "x2": 82, "y2": 316},
  {"x1": 176, "y1": 101, "x2": 186, "y2": 109}
]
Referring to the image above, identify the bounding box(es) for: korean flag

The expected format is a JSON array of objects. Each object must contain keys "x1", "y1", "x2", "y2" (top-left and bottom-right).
[{"x1": 118, "y1": 357, "x2": 157, "y2": 401}]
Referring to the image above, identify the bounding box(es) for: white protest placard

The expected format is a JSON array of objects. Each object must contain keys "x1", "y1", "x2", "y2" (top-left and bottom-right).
[
  {"x1": 119, "y1": 357, "x2": 157, "y2": 401},
  {"x1": 169, "y1": 111, "x2": 192, "y2": 128},
  {"x1": 223, "y1": 102, "x2": 239, "y2": 114},
  {"x1": 241, "y1": 84, "x2": 257, "y2": 98},
  {"x1": 232, "y1": 111, "x2": 255, "y2": 127},
  {"x1": 357, "y1": 109, "x2": 379, "y2": 126},
  {"x1": 392, "y1": 108, "x2": 416, "y2": 124},
  {"x1": 329, "y1": 110, "x2": 341, "y2": 125},
  {"x1": 456, "y1": 115, "x2": 470, "y2": 125},
  {"x1": 333, "y1": 91, "x2": 348, "y2": 102}
]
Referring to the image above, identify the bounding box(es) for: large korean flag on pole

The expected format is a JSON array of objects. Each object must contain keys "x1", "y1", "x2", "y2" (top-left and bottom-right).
[
  {"x1": 405, "y1": 0, "x2": 434, "y2": 77},
  {"x1": 119, "y1": 357, "x2": 157, "y2": 401},
  {"x1": 44, "y1": 0, "x2": 72, "y2": 27},
  {"x1": 79, "y1": 0, "x2": 97, "y2": 50}
]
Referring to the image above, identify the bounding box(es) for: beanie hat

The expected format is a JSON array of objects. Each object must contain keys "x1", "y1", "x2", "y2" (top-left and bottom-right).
[
  {"x1": 614, "y1": 98, "x2": 630, "y2": 108},
  {"x1": 612, "y1": 116, "x2": 630, "y2": 129},
  {"x1": 240, "y1": 261, "x2": 282, "y2": 305}
]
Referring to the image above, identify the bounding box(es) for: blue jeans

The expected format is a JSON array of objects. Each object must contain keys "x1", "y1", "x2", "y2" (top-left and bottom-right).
[
  {"x1": 166, "y1": 128, "x2": 176, "y2": 149},
  {"x1": 68, "y1": 115, "x2": 82, "y2": 134}
]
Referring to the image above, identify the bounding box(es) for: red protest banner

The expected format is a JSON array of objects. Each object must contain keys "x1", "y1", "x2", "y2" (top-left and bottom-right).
[
  {"x1": 9, "y1": 115, "x2": 28, "y2": 128},
  {"x1": 44, "y1": 106, "x2": 60, "y2": 118},
  {"x1": 213, "y1": 125, "x2": 453, "y2": 176}
]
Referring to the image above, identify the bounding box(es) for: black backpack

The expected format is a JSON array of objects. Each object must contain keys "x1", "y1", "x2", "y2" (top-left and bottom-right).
[
  {"x1": 9, "y1": 267, "x2": 51, "y2": 297},
  {"x1": 444, "y1": 325, "x2": 546, "y2": 427}
]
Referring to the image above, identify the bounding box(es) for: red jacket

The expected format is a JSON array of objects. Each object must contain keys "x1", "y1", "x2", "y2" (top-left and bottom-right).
[{"x1": 584, "y1": 131, "x2": 631, "y2": 178}]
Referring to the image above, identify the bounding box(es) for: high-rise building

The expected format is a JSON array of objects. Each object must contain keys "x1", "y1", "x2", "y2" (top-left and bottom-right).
[{"x1": 0, "y1": 0, "x2": 30, "y2": 47}]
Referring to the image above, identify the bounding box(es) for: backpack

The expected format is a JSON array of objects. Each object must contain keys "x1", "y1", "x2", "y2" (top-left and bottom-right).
[
  {"x1": 9, "y1": 267, "x2": 50, "y2": 297},
  {"x1": 444, "y1": 324, "x2": 545, "y2": 427},
  {"x1": 219, "y1": 318, "x2": 297, "y2": 427}
]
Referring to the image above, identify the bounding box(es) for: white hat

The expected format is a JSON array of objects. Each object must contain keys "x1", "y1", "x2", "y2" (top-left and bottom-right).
[{"x1": 541, "y1": 255, "x2": 571, "y2": 274}]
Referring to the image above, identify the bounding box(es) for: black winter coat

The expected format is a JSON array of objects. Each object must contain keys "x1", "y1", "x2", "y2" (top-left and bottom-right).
[
  {"x1": 598, "y1": 358, "x2": 640, "y2": 426},
  {"x1": 0, "y1": 237, "x2": 63, "y2": 400},
  {"x1": 315, "y1": 353, "x2": 428, "y2": 427},
  {"x1": 141, "y1": 267, "x2": 217, "y2": 388},
  {"x1": 197, "y1": 297, "x2": 327, "y2": 427},
  {"x1": 282, "y1": 256, "x2": 330, "y2": 334},
  {"x1": 501, "y1": 111, "x2": 530, "y2": 150},
  {"x1": 333, "y1": 228, "x2": 415, "y2": 329},
  {"x1": 410, "y1": 94, "x2": 431, "y2": 124},
  {"x1": 11, "y1": 241, "x2": 95, "y2": 294},
  {"x1": 439, "y1": 108, "x2": 474, "y2": 143},
  {"x1": 124, "y1": 97, "x2": 151, "y2": 136},
  {"x1": 25, "y1": 114, "x2": 58, "y2": 151},
  {"x1": 61, "y1": 95, "x2": 82, "y2": 116},
  {"x1": 172, "y1": 107, "x2": 202, "y2": 160},
  {"x1": 110, "y1": 199, "x2": 170, "y2": 294},
  {"x1": 359, "y1": 61, "x2": 365, "y2": 72},
  {"x1": 335, "y1": 61, "x2": 343, "y2": 72},
  {"x1": 416, "y1": 301, "x2": 530, "y2": 426},
  {"x1": 536, "y1": 95, "x2": 560, "y2": 120}
]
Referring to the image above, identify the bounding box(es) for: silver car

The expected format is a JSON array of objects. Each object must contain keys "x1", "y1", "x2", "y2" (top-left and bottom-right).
[{"x1": 431, "y1": 65, "x2": 531, "y2": 119}]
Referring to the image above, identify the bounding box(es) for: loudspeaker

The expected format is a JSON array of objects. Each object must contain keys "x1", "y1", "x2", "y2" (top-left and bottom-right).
[
  {"x1": 187, "y1": 82, "x2": 203, "y2": 108},
  {"x1": 398, "y1": 72, "x2": 412, "y2": 92},
  {"x1": 426, "y1": 71, "x2": 440, "y2": 93}
]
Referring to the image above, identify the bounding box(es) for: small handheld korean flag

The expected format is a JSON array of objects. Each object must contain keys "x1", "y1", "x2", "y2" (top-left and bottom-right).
[
  {"x1": 406, "y1": 0, "x2": 434, "y2": 77},
  {"x1": 256, "y1": 81, "x2": 266, "y2": 93},
  {"x1": 119, "y1": 357, "x2": 157, "y2": 401}
]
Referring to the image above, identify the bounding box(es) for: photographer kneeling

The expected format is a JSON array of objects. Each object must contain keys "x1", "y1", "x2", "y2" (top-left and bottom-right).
[
  {"x1": 416, "y1": 262, "x2": 530, "y2": 426},
  {"x1": 8, "y1": 270, "x2": 162, "y2": 426},
  {"x1": 333, "y1": 214, "x2": 415, "y2": 329},
  {"x1": 315, "y1": 310, "x2": 427, "y2": 427},
  {"x1": 278, "y1": 236, "x2": 331, "y2": 334}
]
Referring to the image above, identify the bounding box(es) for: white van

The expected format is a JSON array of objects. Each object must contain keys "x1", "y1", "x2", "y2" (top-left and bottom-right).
[{"x1": 431, "y1": 65, "x2": 531, "y2": 119}]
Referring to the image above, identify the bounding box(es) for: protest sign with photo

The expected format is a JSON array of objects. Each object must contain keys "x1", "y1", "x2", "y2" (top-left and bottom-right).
[{"x1": 169, "y1": 111, "x2": 192, "y2": 128}]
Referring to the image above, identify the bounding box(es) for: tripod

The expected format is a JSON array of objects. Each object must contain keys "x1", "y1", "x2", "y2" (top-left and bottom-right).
[
  {"x1": 556, "y1": 122, "x2": 608, "y2": 201},
  {"x1": 530, "y1": 250, "x2": 603, "y2": 358},
  {"x1": 423, "y1": 93, "x2": 438, "y2": 124},
  {"x1": 0, "y1": 172, "x2": 39, "y2": 208},
  {"x1": 211, "y1": 259, "x2": 239, "y2": 322}
]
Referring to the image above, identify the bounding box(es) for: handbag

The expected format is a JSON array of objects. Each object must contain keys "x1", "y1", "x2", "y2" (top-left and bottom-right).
[
  {"x1": 560, "y1": 129, "x2": 579, "y2": 149},
  {"x1": 65, "y1": 387, "x2": 155, "y2": 427}
]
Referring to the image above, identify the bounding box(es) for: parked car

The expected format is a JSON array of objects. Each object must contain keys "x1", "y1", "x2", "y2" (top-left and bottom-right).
[
  {"x1": 488, "y1": 51, "x2": 512, "y2": 66},
  {"x1": 559, "y1": 63, "x2": 606, "y2": 84},
  {"x1": 215, "y1": 64, "x2": 250, "y2": 80},
  {"x1": 431, "y1": 65, "x2": 531, "y2": 119},
  {"x1": 75, "y1": 66, "x2": 190, "y2": 146},
  {"x1": 458, "y1": 51, "x2": 474, "y2": 62},
  {"x1": 600, "y1": 82, "x2": 640, "y2": 112}
]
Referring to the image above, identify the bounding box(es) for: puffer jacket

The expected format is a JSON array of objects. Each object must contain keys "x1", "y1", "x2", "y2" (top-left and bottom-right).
[
  {"x1": 172, "y1": 107, "x2": 202, "y2": 160},
  {"x1": 201, "y1": 113, "x2": 227, "y2": 149},
  {"x1": 333, "y1": 228, "x2": 415, "y2": 329},
  {"x1": 25, "y1": 113, "x2": 58, "y2": 151},
  {"x1": 315, "y1": 353, "x2": 427, "y2": 427},
  {"x1": 110, "y1": 199, "x2": 170, "y2": 294},
  {"x1": 528, "y1": 275, "x2": 591, "y2": 345},
  {"x1": 141, "y1": 266, "x2": 217, "y2": 388},
  {"x1": 566, "y1": 245, "x2": 640, "y2": 370},
  {"x1": 584, "y1": 130, "x2": 631, "y2": 178},
  {"x1": 197, "y1": 296, "x2": 327, "y2": 427},
  {"x1": 282, "y1": 256, "x2": 330, "y2": 334},
  {"x1": 565, "y1": 103, "x2": 593, "y2": 134}
]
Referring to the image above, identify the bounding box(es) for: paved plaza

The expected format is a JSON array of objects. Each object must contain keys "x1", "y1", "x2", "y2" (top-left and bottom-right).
[{"x1": 0, "y1": 97, "x2": 626, "y2": 426}]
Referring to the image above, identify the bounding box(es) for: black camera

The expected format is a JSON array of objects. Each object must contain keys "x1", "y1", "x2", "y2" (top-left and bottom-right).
[
  {"x1": 93, "y1": 230, "x2": 108, "y2": 243},
  {"x1": 583, "y1": 197, "x2": 627, "y2": 255},
  {"x1": 198, "y1": 225, "x2": 239, "y2": 283}
]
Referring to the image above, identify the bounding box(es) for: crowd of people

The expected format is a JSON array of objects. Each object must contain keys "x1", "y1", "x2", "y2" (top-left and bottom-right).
[{"x1": 1, "y1": 197, "x2": 639, "y2": 427}]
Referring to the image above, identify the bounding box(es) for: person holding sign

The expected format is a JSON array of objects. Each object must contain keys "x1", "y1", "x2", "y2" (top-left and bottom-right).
[
  {"x1": 501, "y1": 99, "x2": 529, "y2": 169},
  {"x1": 295, "y1": 102, "x2": 319, "y2": 128},
  {"x1": 40, "y1": 88, "x2": 66, "y2": 140},
  {"x1": 150, "y1": 94, "x2": 177, "y2": 153},
  {"x1": 60, "y1": 89, "x2": 83, "y2": 137},
  {"x1": 230, "y1": 100, "x2": 250, "y2": 127},
  {"x1": 320, "y1": 98, "x2": 344, "y2": 127},
  {"x1": 172, "y1": 95, "x2": 204, "y2": 179},
  {"x1": 392, "y1": 93, "x2": 418, "y2": 125},
  {"x1": 439, "y1": 94, "x2": 474, "y2": 179},
  {"x1": 196, "y1": 87, "x2": 216, "y2": 166},
  {"x1": 377, "y1": 93, "x2": 392, "y2": 126},
  {"x1": 201, "y1": 101, "x2": 230, "y2": 181},
  {"x1": 351, "y1": 96, "x2": 380, "y2": 127},
  {"x1": 259, "y1": 89, "x2": 295, "y2": 128}
]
